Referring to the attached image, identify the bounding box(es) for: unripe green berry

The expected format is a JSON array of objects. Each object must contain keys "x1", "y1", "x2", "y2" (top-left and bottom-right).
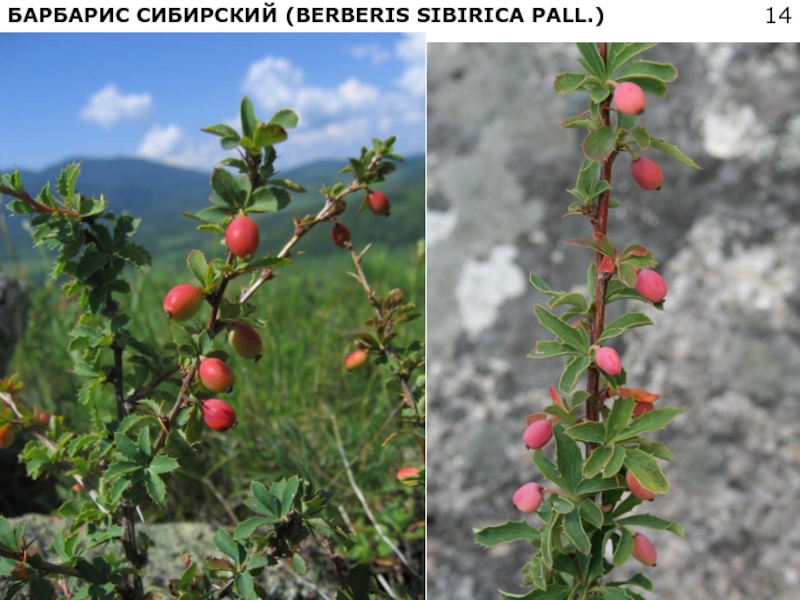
[{"x1": 228, "y1": 322, "x2": 263, "y2": 360}]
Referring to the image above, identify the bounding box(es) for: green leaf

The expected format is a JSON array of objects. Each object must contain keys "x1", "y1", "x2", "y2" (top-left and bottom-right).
[
  {"x1": 240, "y1": 97, "x2": 257, "y2": 139},
  {"x1": 611, "y1": 573, "x2": 654, "y2": 591},
  {"x1": 149, "y1": 455, "x2": 179, "y2": 475},
  {"x1": 270, "y1": 177, "x2": 306, "y2": 193},
  {"x1": 612, "y1": 527, "x2": 634, "y2": 566},
  {"x1": 598, "y1": 313, "x2": 654, "y2": 343},
  {"x1": 114, "y1": 433, "x2": 144, "y2": 463},
  {"x1": 623, "y1": 448, "x2": 669, "y2": 494},
  {"x1": 269, "y1": 109, "x2": 299, "y2": 129},
  {"x1": 607, "y1": 43, "x2": 657, "y2": 76},
  {"x1": 618, "y1": 60, "x2": 677, "y2": 83},
  {"x1": 590, "y1": 86, "x2": 611, "y2": 103},
  {"x1": 629, "y1": 127, "x2": 650, "y2": 150},
  {"x1": 210, "y1": 168, "x2": 241, "y2": 207},
  {"x1": 621, "y1": 77, "x2": 667, "y2": 98},
  {"x1": 560, "y1": 114, "x2": 598, "y2": 130},
  {"x1": 501, "y1": 587, "x2": 572, "y2": 600},
  {"x1": 604, "y1": 444, "x2": 626, "y2": 477},
  {"x1": 253, "y1": 123, "x2": 288, "y2": 147},
  {"x1": 474, "y1": 521, "x2": 541, "y2": 548},
  {"x1": 234, "y1": 517, "x2": 269, "y2": 540},
  {"x1": 76, "y1": 251, "x2": 108, "y2": 279},
  {"x1": 554, "y1": 426, "x2": 583, "y2": 494},
  {"x1": 577, "y1": 474, "x2": 624, "y2": 495},
  {"x1": 187, "y1": 250, "x2": 208, "y2": 284},
  {"x1": 144, "y1": 469, "x2": 166, "y2": 506},
  {"x1": 563, "y1": 510, "x2": 591, "y2": 555},
  {"x1": 549, "y1": 292, "x2": 588, "y2": 311},
  {"x1": 0, "y1": 517, "x2": 19, "y2": 550},
  {"x1": 613, "y1": 407, "x2": 686, "y2": 442},
  {"x1": 552, "y1": 495, "x2": 576, "y2": 514},
  {"x1": 582, "y1": 126, "x2": 616, "y2": 162},
  {"x1": 554, "y1": 72, "x2": 588, "y2": 95},
  {"x1": 616, "y1": 514, "x2": 685, "y2": 538},
  {"x1": 575, "y1": 159, "x2": 600, "y2": 196},
  {"x1": 57, "y1": 163, "x2": 80, "y2": 201},
  {"x1": 559, "y1": 356, "x2": 591, "y2": 393},
  {"x1": 289, "y1": 553, "x2": 307, "y2": 574},
  {"x1": 576, "y1": 43, "x2": 606, "y2": 79},
  {"x1": 565, "y1": 421, "x2": 605, "y2": 444},
  {"x1": 533, "y1": 451, "x2": 568, "y2": 491},
  {"x1": 236, "y1": 572, "x2": 257, "y2": 600},
  {"x1": 248, "y1": 187, "x2": 291, "y2": 213},
  {"x1": 579, "y1": 498, "x2": 604, "y2": 529},
  {"x1": 618, "y1": 262, "x2": 638, "y2": 288},
  {"x1": 250, "y1": 481, "x2": 279, "y2": 516},
  {"x1": 170, "y1": 324, "x2": 196, "y2": 354},
  {"x1": 597, "y1": 586, "x2": 634, "y2": 600},
  {"x1": 605, "y1": 397, "x2": 634, "y2": 441},
  {"x1": 202, "y1": 123, "x2": 240, "y2": 139},
  {"x1": 583, "y1": 446, "x2": 612, "y2": 478},
  {"x1": 534, "y1": 305, "x2": 589, "y2": 353},
  {"x1": 214, "y1": 529, "x2": 244, "y2": 566},
  {"x1": 528, "y1": 340, "x2": 577, "y2": 359},
  {"x1": 137, "y1": 427, "x2": 152, "y2": 459},
  {"x1": 529, "y1": 271, "x2": 555, "y2": 295},
  {"x1": 650, "y1": 138, "x2": 701, "y2": 169},
  {"x1": 193, "y1": 206, "x2": 232, "y2": 224}
]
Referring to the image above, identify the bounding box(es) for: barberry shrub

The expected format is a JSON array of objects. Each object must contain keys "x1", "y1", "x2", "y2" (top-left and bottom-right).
[
  {"x1": 474, "y1": 44, "x2": 699, "y2": 599},
  {"x1": 0, "y1": 97, "x2": 423, "y2": 599}
]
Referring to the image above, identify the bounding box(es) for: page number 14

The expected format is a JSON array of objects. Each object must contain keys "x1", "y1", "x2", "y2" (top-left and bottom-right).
[{"x1": 767, "y1": 7, "x2": 791, "y2": 23}]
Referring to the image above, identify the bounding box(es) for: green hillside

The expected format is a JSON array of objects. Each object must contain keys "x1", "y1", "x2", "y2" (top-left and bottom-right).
[{"x1": 1, "y1": 154, "x2": 424, "y2": 271}]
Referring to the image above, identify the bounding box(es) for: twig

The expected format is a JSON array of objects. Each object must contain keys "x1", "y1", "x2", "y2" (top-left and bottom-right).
[
  {"x1": 328, "y1": 410, "x2": 420, "y2": 579},
  {"x1": 0, "y1": 547, "x2": 82, "y2": 578}
]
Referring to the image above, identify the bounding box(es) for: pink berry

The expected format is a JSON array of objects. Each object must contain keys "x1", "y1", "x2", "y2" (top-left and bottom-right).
[
  {"x1": 163, "y1": 284, "x2": 203, "y2": 321},
  {"x1": 630, "y1": 156, "x2": 663, "y2": 191},
  {"x1": 636, "y1": 269, "x2": 668, "y2": 303},
  {"x1": 331, "y1": 223, "x2": 351, "y2": 247},
  {"x1": 512, "y1": 482, "x2": 543, "y2": 513},
  {"x1": 225, "y1": 216, "x2": 260, "y2": 259},
  {"x1": 344, "y1": 349, "x2": 369, "y2": 371},
  {"x1": 201, "y1": 399, "x2": 238, "y2": 432},
  {"x1": 367, "y1": 190, "x2": 391, "y2": 216},
  {"x1": 198, "y1": 358, "x2": 235, "y2": 393},
  {"x1": 595, "y1": 347, "x2": 622, "y2": 376},
  {"x1": 523, "y1": 419, "x2": 553, "y2": 450},
  {"x1": 626, "y1": 470, "x2": 655, "y2": 501},
  {"x1": 632, "y1": 532, "x2": 658, "y2": 567},
  {"x1": 396, "y1": 467, "x2": 420, "y2": 487},
  {"x1": 613, "y1": 82, "x2": 647, "y2": 116}
]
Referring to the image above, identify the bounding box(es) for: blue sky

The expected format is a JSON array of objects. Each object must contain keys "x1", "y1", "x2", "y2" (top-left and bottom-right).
[{"x1": 0, "y1": 33, "x2": 424, "y2": 172}]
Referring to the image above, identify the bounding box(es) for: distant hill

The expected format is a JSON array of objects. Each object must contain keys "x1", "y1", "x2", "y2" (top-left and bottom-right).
[{"x1": 1, "y1": 155, "x2": 424, "y2": 270}]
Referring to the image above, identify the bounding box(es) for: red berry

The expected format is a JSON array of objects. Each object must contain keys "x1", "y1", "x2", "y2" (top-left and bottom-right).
[
  {"x1": 630, "y1": 156, "x2": 663, "y2": 191},
  {"x1": 636, "y1": 269, "x2": 668, "y2": 303},
  {"x1": 626, "y1": 470, "x2": 656, "y2": 501},
  {"x1": 397, "y1": 466, "x2": 420, "y2": 487},
  {"x1": 225, "y1": 216, "x2": 260, "y2": 259},
  {"x1": 632, "y1": 532, "x2": 658, "y2": 567},
  {"x1": 199, "y1": 358, "x2": 235, "y2": 393},
  {"x1": 345, "y1": 349, "x2": 369, "y2": 371},
  {"x1": 513, "y1": 482, "x2": 543, "y2": 513},
  {"x1": 331, "y1": 223, "x2": 351, "y2": 247},
  {"x1": 201, "y1": 399, "x2": 238, "y2": 432},
  {"x1": 523, "y1": 419, "x2": 553, "y2": 450},
  {"x1": 595, "y1": 347, "x2": 622, "y2": 376},
  {"x1": 227, "y1": 322, "x2": 263, "y2": 360},
  {"x1": 0, "y1": 424, "x2": 15, "y2": 450},
  {"x1": 163, "y1": 284, "x2": 203, "y2": 321},
  {"x1": 613, "y1": 82, "x2": 647, "y2": 115},
  {"x1": 367, "y1": 190, "x2": 391, "y2": 216}
]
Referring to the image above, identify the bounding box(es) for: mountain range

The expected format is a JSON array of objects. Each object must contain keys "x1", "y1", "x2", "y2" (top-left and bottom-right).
[{"x1": 1, "y1": 154, "x2": 424, "y2": 268}]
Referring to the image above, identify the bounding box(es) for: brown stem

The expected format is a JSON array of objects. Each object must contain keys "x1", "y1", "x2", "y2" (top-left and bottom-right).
[
  {"x1": 0, "y1": 181, "x2": 80, "y2": 218},
  {"x1": 585, "y1": 42, "x2": 618, "y2": 454},
  {"x1": 347, "y1": 246, "x2": 420, "y2": 417},
  {"x1": 0, "y1": 547, "x2": 83, "y2": 579},
  {"x1": 151, "y1": 364, "x2": 197, "y2": 457}
]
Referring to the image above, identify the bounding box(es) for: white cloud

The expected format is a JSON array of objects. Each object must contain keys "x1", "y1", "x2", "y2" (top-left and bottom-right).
[
  {"x1": 393, "y1": 33, "x2": 426, "y2": 98},
  {"x1": 347, "y1": 43, "x2": 392, "y2": 65},
  {"x1": 239, "y1": 43, "x2": 424, "y2": 167},
  {"x1": 136, "y1": 124, "x2": 223, "y2": 170},
  {"x1": 80, "y1": 85, "x2": 153, "y2": 129}
]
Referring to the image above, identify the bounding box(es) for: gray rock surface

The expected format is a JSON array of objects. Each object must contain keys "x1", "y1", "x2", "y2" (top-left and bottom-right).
[{"x1": 427, "y1": 43, "x2": 800, "y2": 599}]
